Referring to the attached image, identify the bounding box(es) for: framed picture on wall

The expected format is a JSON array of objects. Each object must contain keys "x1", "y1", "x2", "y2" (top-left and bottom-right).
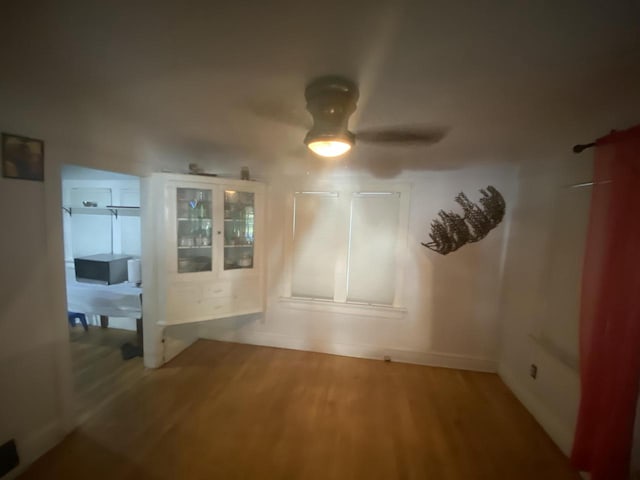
[{"x1": 2, "y1": 133, "x2": 44, "y2": 181}]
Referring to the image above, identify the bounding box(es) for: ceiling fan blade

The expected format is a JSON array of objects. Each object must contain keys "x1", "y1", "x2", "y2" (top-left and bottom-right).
[
  {"x1": 245, "y1": 99, "x2": 311, "y2": 129},
  {"x1": 355, "y1": 126, "x2": 449, "y2": 145}
]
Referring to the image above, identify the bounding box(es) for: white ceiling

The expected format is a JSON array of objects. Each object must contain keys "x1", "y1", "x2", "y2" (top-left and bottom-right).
[{"x1": 1, "y1": 0, "x2": 639, "y2": 177}]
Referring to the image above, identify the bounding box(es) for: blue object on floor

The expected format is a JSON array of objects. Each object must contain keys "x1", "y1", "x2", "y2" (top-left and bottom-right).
[{"x1": 68, "y1": 311, "x2": 88, "y2": 331}]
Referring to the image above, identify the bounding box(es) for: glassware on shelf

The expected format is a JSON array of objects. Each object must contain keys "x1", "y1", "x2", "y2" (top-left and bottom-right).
[
  {"x1": 237, "y1": 253, "x2": 253, "y2": 267},
  {"x1": 179, "y1": 236, "x2": 194, "y2": 247},
  {"x1": 223, "y1": 190, "x2": 255, "y2": 270},
  {"x1": 177, "y1": 187, "x2": 213, "y2": 273}
]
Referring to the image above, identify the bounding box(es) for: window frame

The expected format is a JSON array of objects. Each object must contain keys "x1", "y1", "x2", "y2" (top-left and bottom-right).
[{"x1": 282, "y1": 182, "x2": 410, "y2": 310}]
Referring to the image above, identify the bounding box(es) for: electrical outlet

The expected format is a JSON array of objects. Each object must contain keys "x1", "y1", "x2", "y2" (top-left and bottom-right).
[{"x1": 530, "y1": 364, "x2": 538, "y2": 379}]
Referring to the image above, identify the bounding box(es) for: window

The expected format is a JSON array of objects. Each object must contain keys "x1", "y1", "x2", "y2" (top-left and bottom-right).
[
  {"x1": 291, "y1": 192, "x2": 343, "y2": 300},
  {"x1": 347, "y1": 192, "x2": 401, "y2": 305},
  {"x1": 287, "y1": 186, "x2": 409, "y2": 307}
]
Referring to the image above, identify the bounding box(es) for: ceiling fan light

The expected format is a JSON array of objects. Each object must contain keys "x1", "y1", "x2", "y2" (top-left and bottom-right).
[{"x1": 307, "y1": 139, "x2": 352, "y2": 157}]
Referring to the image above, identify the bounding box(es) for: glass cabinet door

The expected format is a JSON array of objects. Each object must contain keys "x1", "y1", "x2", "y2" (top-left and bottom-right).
[
  {"x1": 176, "y1": 188, "x2": 213, "y2": 273},
  {"x1": 223, "y1": 190, "x2": 255, "y2": 270}
]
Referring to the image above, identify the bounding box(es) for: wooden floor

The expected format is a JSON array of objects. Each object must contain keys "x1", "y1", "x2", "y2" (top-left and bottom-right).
[
  {"x1": 69, "y1": 325, "x2": 146, "y2": 420},
  {"x1": 21, "y1": 340, "x2": 579, "y2": 480}
]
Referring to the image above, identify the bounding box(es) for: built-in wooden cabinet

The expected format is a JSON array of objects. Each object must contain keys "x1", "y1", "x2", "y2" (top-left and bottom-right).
[{"x1": 145, "y1": 173, "x2": 265, "y2": 326}]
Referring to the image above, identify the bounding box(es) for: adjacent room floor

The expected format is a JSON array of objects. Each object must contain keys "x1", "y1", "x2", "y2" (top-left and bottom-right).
[
  {"x1": 69, "y1": 325, "x2": 146, "y2": 420},
  {"x1": 21, "y1": 340, "x2": 579, "y2": 479}
]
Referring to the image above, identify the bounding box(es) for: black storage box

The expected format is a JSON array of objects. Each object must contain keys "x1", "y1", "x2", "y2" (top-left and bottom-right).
[{"x1": 74, "y1": 254, "x2": 131, "y2": 285}]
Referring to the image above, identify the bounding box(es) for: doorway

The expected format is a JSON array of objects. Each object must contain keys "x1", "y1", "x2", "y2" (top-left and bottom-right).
[{"x1": 60, "y1": 165, "x2": 145, "y2": 420}]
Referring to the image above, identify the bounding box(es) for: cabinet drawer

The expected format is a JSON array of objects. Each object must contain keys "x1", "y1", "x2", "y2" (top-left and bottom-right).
[
  {"x1": 167, "y1": 284, "x2": 201, "y2": 305},
  {"x1": 167, "y1": 283, "x2": 201, "y2": 322},
  {"x1": 230, "y1": 278, "x2": 260, "y2": 297},
  {"x1": 166, "y1": 281, "x2": 236, "y2": 324},
  {"x1": 198, "y1": 297, "x2": 233, "y2": 316},
  {"x1": 202, "y1": 283, "x2": 232, "y2": 298},
  {"x1": 166, "y1": 293, "x2": 233, "y2": 323}
]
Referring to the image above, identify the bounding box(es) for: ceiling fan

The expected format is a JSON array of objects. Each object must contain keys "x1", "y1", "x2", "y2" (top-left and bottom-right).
[{"x1": 300, "y1": 75, "x2": 448, "y2": 158}]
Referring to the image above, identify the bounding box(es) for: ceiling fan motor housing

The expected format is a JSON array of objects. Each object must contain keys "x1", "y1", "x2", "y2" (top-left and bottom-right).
[{"x1": 304, "y1": 76, "x2": 359, "y2": 146}]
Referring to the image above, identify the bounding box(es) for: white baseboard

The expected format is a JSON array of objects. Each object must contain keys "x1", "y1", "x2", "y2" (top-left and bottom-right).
[
  {"x1": 200, "y1": 329, "x2": 498, "y2": 372},
  {"x1": 3, "y1": 419, "x2": 69, "y2": 480},
  {"x1": 498, "y1": 363, "x2": 574, "y2": 455}
]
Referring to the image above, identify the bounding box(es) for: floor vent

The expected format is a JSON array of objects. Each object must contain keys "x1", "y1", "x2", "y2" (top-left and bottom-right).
[{"x1": 0, "y1": 439, "x2": 19, "y2": 477}]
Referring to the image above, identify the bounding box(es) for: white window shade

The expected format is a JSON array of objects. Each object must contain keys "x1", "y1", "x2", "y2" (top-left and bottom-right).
[
  {"x1": 292, "y1": 193, "x2": 343, "y2": 299},
  {"x1": 347, "y1": 193, "x2": 400, "y2": 305}
]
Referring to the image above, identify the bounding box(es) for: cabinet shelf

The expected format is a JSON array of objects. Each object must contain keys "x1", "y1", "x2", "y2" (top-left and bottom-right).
[
  {"x1": 177, "y1": 217, "x2": 212, "y2": 221},
  {"x1": 224, "y1": 244, "x2": 253, "y2": 248},
  {"x1": 177, "y1": 245, "x2": 212, "y2": 250}
]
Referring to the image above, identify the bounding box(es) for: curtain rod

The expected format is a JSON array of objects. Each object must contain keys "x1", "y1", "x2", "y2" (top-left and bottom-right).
[
  {"x1": 573, "y1": 129, "x2": 622, "y2": 153},
  {"x1": 572, "y1": 142, "x2": 596, "y2": 153}
]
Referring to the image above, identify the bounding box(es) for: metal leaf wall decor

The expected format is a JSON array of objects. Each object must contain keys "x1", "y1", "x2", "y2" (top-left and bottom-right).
[{"x1": 422, "y1": 186, "x2": 506, "y2": 255}]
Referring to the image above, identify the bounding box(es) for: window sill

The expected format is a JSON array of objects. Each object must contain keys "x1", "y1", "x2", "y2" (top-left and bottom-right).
[{"x1": 278, "y1": 296, "x2": 407, "y2": 319}]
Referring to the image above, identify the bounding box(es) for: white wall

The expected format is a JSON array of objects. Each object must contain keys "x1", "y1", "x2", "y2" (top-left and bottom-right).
[
  {"x1": 199, "y1": 166, "x2": 517, "y2": 372},
  {"x1": 0, "y1": 174, "x2": 72, "y2": 478},
  {"x1": 497, "y1": 154, "x2": 593, "y2": 455},
  {"x1": 0, "y1": 87, "x2": 189, "y2": 477}
]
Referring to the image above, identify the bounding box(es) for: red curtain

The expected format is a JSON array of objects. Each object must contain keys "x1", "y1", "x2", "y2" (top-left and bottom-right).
[{"x1": 571, "y1": 125, "x2": 640, "y2": 479}]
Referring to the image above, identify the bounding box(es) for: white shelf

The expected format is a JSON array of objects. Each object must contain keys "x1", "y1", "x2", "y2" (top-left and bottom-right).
[
  {"x1": 62, "y1": 205, "x2": 140, "y2": 218},
  {"x1": 224, "y1": 244, "x2": 254, "y2": 248},
  {"x1": 177, "y1": 246, "x2": 212, "y2": 250}
]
